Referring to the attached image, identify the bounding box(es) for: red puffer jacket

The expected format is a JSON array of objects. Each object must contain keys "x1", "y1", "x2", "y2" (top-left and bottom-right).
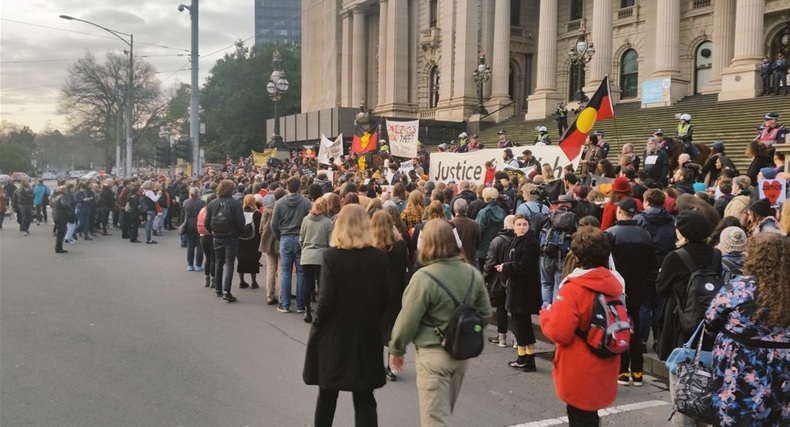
[{"x1": 539, "y1": 267, "x2": 623, "y2": 412}]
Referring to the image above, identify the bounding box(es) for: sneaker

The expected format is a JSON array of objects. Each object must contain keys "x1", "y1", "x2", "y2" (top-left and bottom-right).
[
  {"x1": 508, "y1": 360, "x2": 529, "y2": 372},
  {"x1": 194, "y1": 266, "x2": 204, "y2": 272},
  {"x1": 65, "y1": 239, "x2": 76, "y2": 244},
  {"x1": 277, "y1": 305, "x2": 290, "y2": 313},
  {"x1": 55, "y1": 249, "x2": 68, "y2": 253},
  {"x1": 204, "y1": 276, "x2": 211, "y2": 288},
  {"x1": 83, "y1": 236, "x2": 92, "y2": 241},
  {"x1": 239, "y1": 282, "x2": 250, "y2": 289},
  {"x1": 385, "y1": 367, "x2": 397, "y2": 381},
  {"x1": 146, "y1": 240, "x2": 157, "y2": 244},
  {"x1": 187, "y1": 265, "x2": 195, "y2": 272},
  {"x1": 215, "y1": 291, "x2": 223, "y2": 298},
  {"x1": 296, "y1": 308, "x2": 306, "y2": 314},
  {"x1": 617, "y1": 373, "x2": 631, "y2": 386},
  {"x1": 303, "y1": 308, "x2": 313, "y2": 323},
  {"x1": 488, "y1": 336, "x2": 507, "y2": 348},
  {"x1": 631, "y1": 372, "x2": 643, "y2": 387},
  {"x1": 267, "y1": 298, "x2": 279, "y2": 305},
  {"x1": 222, "y1": 292, "x2": 237, "y2": 302}
]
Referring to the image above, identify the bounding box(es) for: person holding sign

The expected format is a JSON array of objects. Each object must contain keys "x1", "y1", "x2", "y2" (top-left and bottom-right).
[{"x1": 744, "y1": 198, "x2": 785, "y2": 236}]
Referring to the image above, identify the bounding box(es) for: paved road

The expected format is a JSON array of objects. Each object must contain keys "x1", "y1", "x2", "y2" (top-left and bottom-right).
[{"x1": 1, "y1": 225, "x2": 672, "y2": 426}]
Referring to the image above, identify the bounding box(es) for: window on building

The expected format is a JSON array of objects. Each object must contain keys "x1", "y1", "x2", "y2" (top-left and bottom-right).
[
  {"x1": 620, "y1": 49, "x2": 639, "y2": 99},
  {"x1": 429, "y1": 0, "x2": 438, "y2": 28},
  {"x1": 569, "y1": 63, "x2": 585, "y2": 100},
  {"x1": 511, "y1": 0, "x2": 521, "y2": 27},
  {"x1": 429, "y1": 66, "x2": 440, "y2": 108},
  {"x1": 620, "y1": 0, "x2": 635, "y2": 7},
  {"x1": 570, "y1": 0, "x2": 583, "y2": 21}
]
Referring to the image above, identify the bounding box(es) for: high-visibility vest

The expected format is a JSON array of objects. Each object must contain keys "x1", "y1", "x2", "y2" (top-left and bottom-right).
[
  {"x1": 677, "y1": 123, "x2": 691, "y2": 137},
  {"x1": 759, "y1": 126, "x2": 782, "y2": 146}
]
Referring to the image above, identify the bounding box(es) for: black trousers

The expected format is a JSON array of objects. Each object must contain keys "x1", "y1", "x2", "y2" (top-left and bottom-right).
[
  {"x1": 512, "y1": 312, "x2": 536, "y2": 346},
  {"x1": 620, "y1": 304, "x2": 644, "y2": 374},
  {"x1": 200, "y1": 235, "x2": 215, "y2": 279},
  {"x1": 314, "y1": 388, "x2": 377, "y2": 427},
  {"x1": 120, "y1": 211, "x2": 130, "y2": 238},
  {"x1": 54, "y1": 219, "x2": 67, "y2": 251},
  {"x1": 567, "y1": 404, "x2": 600, "y2": 426},
  {"x1": 303, "y1": 264, "x2": 321, "y2": 309},
  {"x1": 128, "y1": 215, "x2": 139, "y2": 242},
  {"x1": 491, "y1": 293, "x2": 508, "y2": 334}
]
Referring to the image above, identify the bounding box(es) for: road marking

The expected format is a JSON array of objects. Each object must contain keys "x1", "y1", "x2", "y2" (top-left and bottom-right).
[{"x1": 506, "y1": 400, "x2": 670, "y2": 427}]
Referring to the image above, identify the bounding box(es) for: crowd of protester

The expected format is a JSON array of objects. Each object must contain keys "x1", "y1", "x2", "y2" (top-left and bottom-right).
[{"x1": 2, "y1": 111, "x2": 789, "y2": 426}]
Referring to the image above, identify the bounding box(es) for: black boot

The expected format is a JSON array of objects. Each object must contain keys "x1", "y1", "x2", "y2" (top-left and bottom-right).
[
  {"x1": 523, "y1": 354, "x2": 537, "y2": 372},
  {"x1": 303, "y1": 306, "x2": 313, "y2": 323}
]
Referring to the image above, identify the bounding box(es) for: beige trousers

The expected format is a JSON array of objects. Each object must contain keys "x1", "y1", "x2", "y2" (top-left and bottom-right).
[
  {"x1": 265, "y1": 253, "x2": 281, "y2": 302},
  {"x1": 415, "y1": 347, "x2": 468, "y2": 427}
]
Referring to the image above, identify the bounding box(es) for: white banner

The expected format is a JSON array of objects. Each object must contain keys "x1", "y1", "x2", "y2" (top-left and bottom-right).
[
  {"x1": 318, "y1": 133, "x2": 343, "y2": 166},
  {"x1": 386, "y1": 119, "x2": 419, "y2": 158},
  {"x1": 429, "y1": 147, "x2": 581, "y2": 185}
]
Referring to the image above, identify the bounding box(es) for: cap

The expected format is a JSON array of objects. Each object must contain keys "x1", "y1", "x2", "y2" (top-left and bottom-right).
[
  {"x1": 711, "y1": 141, "x2": 725, "y2": 152},
  {"x1": 611, "y1": 176, "x2": 632, "y2": 194},
  {"x1": 676, "y1": 210, "x2": 712, "y2": 243},
  {"x1": 497, "y1": 129, "x2": 507, "y2": 135},
  {"x1": 718, "y1": 227, "x2": 747, "y2": 254},
  {"x1": 557, "y1": 194, "x2": 577, "y2": 204},
  {"x1": 616, "y1": 197, "x2": 638, "y2": 214},
  {"x1": 654, "y1": 129, "x2": 665, "y2": 135},
  {"x1": 459, "y1": 132, "x2": 468, "y2": 138},
  {"x1": 760, "y1": 167, "x2": 778, "y2": 180},
  {"x1": 470, "y1": 133, "x2": 479, "y2": 139},
  {"x1": 594, "y1": 130, "x2": 604, "y2": 136},
  {"x1": 425, "y1": 181, "x2": 436, "y2": 190},
  {"x1": 764, "y1": 112, "x2": 780, "y2": 120},
  {"x1": 748, "y1": 198, "x2": 772, "y2": 217}
]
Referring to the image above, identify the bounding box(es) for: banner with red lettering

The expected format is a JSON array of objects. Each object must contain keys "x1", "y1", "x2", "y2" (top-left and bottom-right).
[{"x1": 386, "y1": 119, "x2": 419, "y2": 158}]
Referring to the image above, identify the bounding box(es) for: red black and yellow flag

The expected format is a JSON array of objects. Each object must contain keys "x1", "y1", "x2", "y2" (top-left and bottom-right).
[
  {"x1": 351, "y1": 125, "x2": 378, "y2": 154},
  {"x1": 559, "y1": 76, "x2": 614, "y2": 160}
]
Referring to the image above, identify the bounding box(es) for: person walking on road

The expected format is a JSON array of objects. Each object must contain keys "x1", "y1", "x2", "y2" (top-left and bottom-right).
[
  {"x1": 302, "y1": 204, "x2": 390, "y2": 427},
  {"x1": 299, "y1": 196, "x2": 333, "y2": 323},
  {"x1": 141, "y1": 180, "x2": 161, "y2": 244},
  {"x1": 15, "y1": 180, "x2": 34, "y2": 236},
  {"x1": 271, "y1": 177, "x2": 312, "y2": 313},
  {"x1": 50, "y1": 186, "x2": 73, "y2": 253},
  {"x1": 182, "y1": 186, "x2": 206, "y2": 272},
  {"x1": 33, "y1": 179, "x2": 50, "y2": 226},
  {"x1": 204, "y1": 179, "x2": 245, "y2": 303},
  {"x1": 389, "y1": 219, "x2": 492, "y2": 427}
]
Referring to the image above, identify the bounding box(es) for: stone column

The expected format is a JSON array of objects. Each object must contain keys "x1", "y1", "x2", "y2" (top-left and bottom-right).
[
  {"x1": 649, "y1": 0, "x2": 688, "y2": 105},
  {"x1": 482, "y1": 0, "x2": 495, "y2": 99},
  {"x1": 351, "y1": 7, "x2": 367, "y2": 107},
  {"x1": 341, "y1": 11, "x2": 352, "y2": 106},
  {"x1": 588, "y1": 0, "x2": 612, "y2": 87},
  {"x1": 490, "y1": 0, "x2": 510, "y2": 101},
  {"x1": 376, "y1": 0, "x2": 388, "y2": 109},
  {"x1": 702, "y1": 0, "x2": 735, "y2": 93},
  {"x1": 718, "y1": 0, "x2": 764, "y2": 101},
  {"x1": 526, "y1": 0, "x2": 562, "y2": 120},
  {"x1": 380, "y1": 0, "x2": 410, "y2": 116}
]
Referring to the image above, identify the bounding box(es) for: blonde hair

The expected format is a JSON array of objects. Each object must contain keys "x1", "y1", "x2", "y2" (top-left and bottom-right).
[
  {"x1": 482, "y1": 187, "x2": 499, "y2": 202},
  {"x1": 242, "y1": 194, "x2": 257, "y2": 210},
  {"x1": 330, "y1": 204, "x2": 374, "y2": 249},
  {"x1": 424, "y1": 200, "x2": 446, "y2": 220},
  {"x1": 418, "y1": 219, "x2": 461, "y2": 265},
  {"x1": 408, "y1": 190, "x2": 425, "y2": 209},
  {"x1": 503, "y1": 214, "x2": 516, "y2": 229},
  {"x1": 779, "y1": 202, "x2": 790, "y2": 235},
  {"x1": 371, "y1": 210, "x2": 395, "y2": 251},
  {"x1": 313, "y1": 197, "x2": 329, "y2": 215}
]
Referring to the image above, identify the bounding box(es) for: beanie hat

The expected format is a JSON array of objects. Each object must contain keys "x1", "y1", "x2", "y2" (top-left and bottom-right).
[
  {"x1": 612, "y1": 176, "x2": 631, "y2": 194},
  {"x1": 308, "y1": 183, "x2": 324, "y2": 201},
  {"x1": 676, "y1": 210, "x2": 712, "y2": 242},
  {"x1": 748, "y1": 198, "x2": 772, "y2": 218},
  {"x1": 692, "y1": 182, "x2": 707, "y2": 193},
  {"x1": 760, "y1": 167, "x2": 778, "y2": 180},
  {"x1": 718, "y1": 227, "x2": 747, "y2": 254}
]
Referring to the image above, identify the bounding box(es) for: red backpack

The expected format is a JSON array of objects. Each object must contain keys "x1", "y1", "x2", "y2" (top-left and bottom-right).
[
  {"x1": 576, "y1": 292, "x2": 632, "y2": 358},
  {"x1": 196, "y1": 206, "x2": 210, "y2": 235}
]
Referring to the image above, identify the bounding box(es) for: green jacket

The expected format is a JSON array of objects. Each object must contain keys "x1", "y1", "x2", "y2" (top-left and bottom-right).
[
  {"x1": 299, "y1": 213, "x2": 333, "y2": 265},
  {"x1": 388, "y1": 257, "x2": 492, "y2": 356}
]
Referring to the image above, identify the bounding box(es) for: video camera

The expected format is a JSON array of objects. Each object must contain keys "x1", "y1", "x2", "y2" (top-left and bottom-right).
[{"x1": 530, "y1": 183, "x2": 553, "y2": 208}]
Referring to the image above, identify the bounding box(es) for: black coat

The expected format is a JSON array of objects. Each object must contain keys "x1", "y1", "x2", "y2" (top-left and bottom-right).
[
  {"x1": 605, "y1": 220, "x2": 655, "y2": 308},
  {"x1": 656, "y1": 243, "x2": 722, "y2": 360},
  {"x1": 303, "y1": 247, "x2": 390, "y2": 392},
  {"x1": 483, "y1": 230, "x2": 515, "y2": 299},
  {"x1": 501, "y1": 230, "x2": 542, "y2": 315},
  {"x1": 382, "y1": 239, "x2": 410, "y2": 343}
]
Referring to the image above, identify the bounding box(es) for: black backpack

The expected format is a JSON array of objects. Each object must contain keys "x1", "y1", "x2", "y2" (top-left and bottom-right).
[
  {"x1": 210, "y1": 200, "x2": 235, "y2": 236},
  {"x1": 675, "y1": 248, "x2": 723, "y2": 332},
  {"x1": 420, "y1": 269, "x2": 484, "y2": 360},
  {"x1": 539, "y1": 208, "x2": 577, "y2": 258},
  {"x1": 138, "y1": 193, "x2": 149, "y2": 214}
]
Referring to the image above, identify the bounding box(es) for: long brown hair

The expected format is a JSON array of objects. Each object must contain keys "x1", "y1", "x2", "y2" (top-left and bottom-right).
[
  {"x1": 418, "y1": 219, "x2": 460, "y2": 265},
  {"x1": 744, "y1": 233, "x2": 790, "y2": 327},
  {"x1": 371, "y1": 211, "x2": 395, "y2": 251}
]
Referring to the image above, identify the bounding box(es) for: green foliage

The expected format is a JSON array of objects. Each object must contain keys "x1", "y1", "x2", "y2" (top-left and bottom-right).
[
  {"x1": 200, "y1": 41, "x2": 301, "y2": 162},
  {"x1": 0, "y1": 144, "x2": 33, "y2": 173}
]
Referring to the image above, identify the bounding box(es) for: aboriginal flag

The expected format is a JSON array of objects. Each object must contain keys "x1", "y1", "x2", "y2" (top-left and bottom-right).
[
  {"x1": 351, "y1": 125, "x2": 378, "y2": 154},
  {"x1": 559, "y1": 76, "x2": 614, "y2": 160}
]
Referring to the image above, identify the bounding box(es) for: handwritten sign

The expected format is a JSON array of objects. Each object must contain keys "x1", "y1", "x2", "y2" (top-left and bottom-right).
[
  {"x1": 318, "y1": 133, "x2": 343, "y2": 165},
  {"x1": 758, "y1": 178, "x2": 786, "y2": 207},
  {"x1": 386, "y1": 119, "x2": 419, "y2": 158}
]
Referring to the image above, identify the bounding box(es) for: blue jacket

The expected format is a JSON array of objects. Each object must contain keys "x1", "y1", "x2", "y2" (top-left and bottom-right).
[{"x1": 33, "y1": 184, "x2": 50, "y2": 206}]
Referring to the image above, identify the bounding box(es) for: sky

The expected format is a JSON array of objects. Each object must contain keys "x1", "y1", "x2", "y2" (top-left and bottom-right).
[{"x1": 0, "y1": 0, "x2": 259, "y2": 133}]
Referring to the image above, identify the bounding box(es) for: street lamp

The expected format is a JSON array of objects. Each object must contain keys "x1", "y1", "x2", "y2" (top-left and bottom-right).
[
  {"x1": 178, "y1": 1, "x2": 200, "y2": 177},
  {"x1": 266, "y1": 50, "x2": 290, "y2": 149},
  {"x1": 472, "y1": 51, "x2": 491, "y2": 115},
  {"x1": 567, "y1": 27, "x2": 595, "y2": 103},
  {"x1": 60, "y1": 14, "x2": 134, "y2": 178}
]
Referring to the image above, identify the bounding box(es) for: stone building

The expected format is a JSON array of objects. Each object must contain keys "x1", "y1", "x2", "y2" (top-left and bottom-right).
[{"x1": 300, "y1": 0, "x2": 790, "y2": 126}]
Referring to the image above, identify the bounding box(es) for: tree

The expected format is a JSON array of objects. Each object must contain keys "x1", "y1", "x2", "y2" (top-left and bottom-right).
[
  {"x1": 0, "y1": 121, "x2": 35, "y2": 173},
  {"x1": 58, "y1": 51, "x2": 165, "y2": 169},
  {"x1": 200, "y1": 41, "x2": 301, "y2": 162}
]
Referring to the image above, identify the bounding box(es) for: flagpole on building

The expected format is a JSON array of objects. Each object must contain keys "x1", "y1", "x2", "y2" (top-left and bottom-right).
[{"x1": 604, "y1": 75, "x2": 623, "y2": 151}]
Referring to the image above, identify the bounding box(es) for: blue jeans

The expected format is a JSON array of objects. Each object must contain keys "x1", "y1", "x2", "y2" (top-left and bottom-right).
[
  {"x1": 75, "y1": 210, "x2": 91, "y2": 237},
  {"x1": 154, "y1": 207, "x2": 168, "y2": 232},
  {"x1": 540, "y1": 256, "x2": 565, "y2": 304},
  {"x1": 279, "y1": 235, "x2": 305, "y2": 310},
  {"x1": 145, "y1": 211, "x2": 156, "y2": 242},
  {"x1": 639, "y1": 280, "x2": 666, "y2": 347},
  {"x1": 213, "y1": 237, "x2": 239, "y2": 293}
]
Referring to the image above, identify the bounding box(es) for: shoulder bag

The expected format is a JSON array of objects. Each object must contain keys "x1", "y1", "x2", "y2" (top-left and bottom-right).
[{"x1": 669, "y1": 321, "x2": 714, "y2": 423}]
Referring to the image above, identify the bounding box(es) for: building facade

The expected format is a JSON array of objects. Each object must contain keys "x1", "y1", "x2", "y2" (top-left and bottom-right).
[
  {"x1": 302, "y1": 0, "x2": 790, "y2": 123},
  {"x1": 255, "y1": 0, "x2": 302, "y2": 46}
]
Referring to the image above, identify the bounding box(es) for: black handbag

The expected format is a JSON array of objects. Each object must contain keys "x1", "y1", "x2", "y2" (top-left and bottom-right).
[{"x1": 669, "y1": 323, "x2": 714, "y2": 423}]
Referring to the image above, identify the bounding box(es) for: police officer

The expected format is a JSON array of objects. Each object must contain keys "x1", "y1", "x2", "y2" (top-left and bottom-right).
[
  {"x1": 653, "y1": 129, "x2": 669, "y2": 154},
  {"x1": 497, "y1": 129, "x2": 512, "y2": 148},
  {"x1": 760, "y1": 57, "x2": 773, "y2": 96},
  {"x1": 457, "y1": 132, "x2": 469, "y2": 152},
  {"x1": 534, "y1": 126, "x2": 551, "y2": 145},
  {"x1": 555, "y1": 101, "x2": 568, "y2": 136},
  {"x1": 676, "y1": 114, "x2": 697, "y2": 157},
  {"x1": 773, "y1": 53, "x2": 788, "y2": 96},
  {"x1": 755, "y1": 112, "x2": 787, "y2": 148},
  {"x1": 594, "y1": 130, "x2": 610, "y2": 159}
]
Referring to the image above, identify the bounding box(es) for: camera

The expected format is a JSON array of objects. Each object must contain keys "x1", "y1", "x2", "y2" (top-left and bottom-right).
[{"x1": 530, "y1": 183, "x2": 552, "y2": 208}]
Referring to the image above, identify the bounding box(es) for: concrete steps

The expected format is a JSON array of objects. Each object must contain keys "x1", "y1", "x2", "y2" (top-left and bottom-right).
[{"x1": 478, "y1": 94, "x2": 790, "y2": 174}]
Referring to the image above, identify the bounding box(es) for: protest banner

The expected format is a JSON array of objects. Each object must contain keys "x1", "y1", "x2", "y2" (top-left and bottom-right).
[
  {"x1": 758, "y1": 178, "x2": 786, "y2": 207},
  {"x1": 386, "y1": 119, "x2": 419, "y2": 158},
  {"x1": 429, "y1": 146, "x2": 581, "y2": 185},
  {"x1": 318, "y1": 133, "x2": 343, "y2": 165},
  {"x1": 251, "y1": 148, "x2": 277, "y2": 166}
]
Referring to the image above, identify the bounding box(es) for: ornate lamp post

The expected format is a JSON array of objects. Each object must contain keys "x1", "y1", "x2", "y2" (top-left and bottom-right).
[
  {"x1": 266, "y1": 50, "x2": 290, "y2": 149},
  {"x1": 567, "y1": 27, "x2": 595, "y2": 102},
  {"x1": 472, "y1": 51, "x2": 491, "y2": 115},
  {"x1": 60, "y1": 14, "x2": 133, "y2": 177}
]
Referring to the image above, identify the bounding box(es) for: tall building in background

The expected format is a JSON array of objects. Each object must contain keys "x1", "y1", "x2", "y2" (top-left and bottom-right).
[{"x1": 254, "y1": 0, "x2": 301, "y2": 46}]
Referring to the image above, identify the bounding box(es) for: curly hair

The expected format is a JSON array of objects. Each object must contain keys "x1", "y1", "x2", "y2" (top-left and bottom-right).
[
  {"x1": 571, "y1": 226, "x2": 611, "y2": 269},
  {"x1": 744, "y1": 233, "x2": 790, "y2": 327}
]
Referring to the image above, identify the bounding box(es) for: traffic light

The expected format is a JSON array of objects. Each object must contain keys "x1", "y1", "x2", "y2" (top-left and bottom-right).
[
  {"x1": 173, "y1": 137, "x2": 192, "y2": 160},
  {"x1": 156, "y1": 144, "x2": 172, "y2": 167}
]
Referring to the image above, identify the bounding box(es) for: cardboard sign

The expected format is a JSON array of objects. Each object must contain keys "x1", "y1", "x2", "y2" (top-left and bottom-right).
[
  {"x1": 758, "y1": 178, "x2": 786, "y2": 207},
  {"x1": 386, "y1": 119, "x2": 419, "y2": 158},
  {"x1": 318, "y1": 133, "x2": 343, "y2": 165}
]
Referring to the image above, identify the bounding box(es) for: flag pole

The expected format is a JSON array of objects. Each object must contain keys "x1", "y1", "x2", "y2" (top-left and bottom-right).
[{"x1": 605, "y1": 75, "x2": 623, "y2": 152}]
